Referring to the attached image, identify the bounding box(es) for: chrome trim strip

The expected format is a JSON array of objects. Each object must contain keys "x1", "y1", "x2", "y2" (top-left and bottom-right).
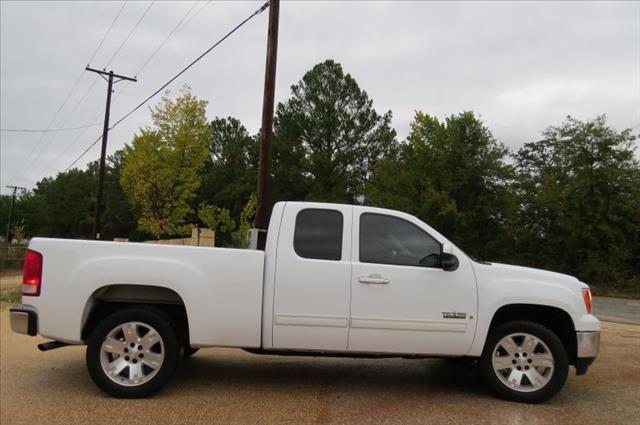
[
  {"x1": 351, "y1": 317, "x2": 467, "y2": 333},
  {"x1": 275, "y1": 314, "x2": 349, "y2": 328},
  {"x1": 577, "y1": 331, "x2": 600, "y2": 357}
]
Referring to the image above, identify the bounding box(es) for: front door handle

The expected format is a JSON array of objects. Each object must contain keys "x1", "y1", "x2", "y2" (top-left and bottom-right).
[{"x1": 358, "y1": 276, "x2": 390, "y2": 284}]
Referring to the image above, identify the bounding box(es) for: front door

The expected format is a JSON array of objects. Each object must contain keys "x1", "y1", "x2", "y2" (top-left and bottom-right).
[{"x1": 348, "y1": 207, "x2": 477, "y2": 355}]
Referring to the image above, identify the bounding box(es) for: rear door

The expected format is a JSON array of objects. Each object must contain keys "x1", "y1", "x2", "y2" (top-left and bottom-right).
[
  {"x1": 348, "y1": 207, "x2": 477, "y2": 355},
  {"x1": 272, "y1": 203, "x2": 352, "y2": 351}
]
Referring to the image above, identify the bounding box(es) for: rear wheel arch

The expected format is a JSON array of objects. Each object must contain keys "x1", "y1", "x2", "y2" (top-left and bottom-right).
[
  {"x1": 81, "y1": 284, "x2": 191, "y2": 346},
  {"x1": 485, "y1": 304, "x2": 577, "y2": 365}
]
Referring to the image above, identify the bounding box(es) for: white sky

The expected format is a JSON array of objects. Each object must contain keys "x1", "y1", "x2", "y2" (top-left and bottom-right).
[{"x1": 1, "y1": 1, "x2": 639, "y2": 194}]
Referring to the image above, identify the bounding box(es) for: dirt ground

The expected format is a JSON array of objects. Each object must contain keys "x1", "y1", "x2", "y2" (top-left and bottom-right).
[{"x1": 1, "y1": 303, "x2": 638, "y2": 425}]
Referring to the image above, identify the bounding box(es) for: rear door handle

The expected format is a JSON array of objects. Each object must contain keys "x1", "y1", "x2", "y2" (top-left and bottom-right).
[{"x1": 358, "y1": 276, "x2": 390, "y2": 284}]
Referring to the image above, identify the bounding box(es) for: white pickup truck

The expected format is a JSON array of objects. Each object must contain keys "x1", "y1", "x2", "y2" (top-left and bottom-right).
[{"x1": 10, "y1": 201, "x2": 600, "y2": 402}]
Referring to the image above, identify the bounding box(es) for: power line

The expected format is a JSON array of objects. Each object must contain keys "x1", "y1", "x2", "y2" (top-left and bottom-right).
[
  {"x1": 133, "y1": 1, "x2": 200, "y2": 74},
  {"x1": 104, "y1": 1, "x2": 156, "y2": 68},
  {"x1": 1, "y1": 123, "x2": 101, "y2": 133},
  {"x1": 88, "y1": 1, "x2": 128, "y2": 65},
  {"x1": 23, "y1": 76, "x2": 102, "y2": 176},
  {"x1": 34, "y1": 2, "x2": 156, "y2": 178},
  {"x1": 63, "y1": 2, "x2": 269, "y2": 173},
  {"x1": 112, "y1": 0, "x2": 208, "y2": 102},
  {"x1": 36, "y1": 109, "x2": 104, "y2": 178},
  {"x1": 111, "y1": 2, "x2": 268, "y2": 129},
  {"x1": 16, "y1": 1, "x2": 129, "y2": 181},
  {"x1": 65, "y1": 135, "x2": 103, "y2": 172},
  {"x1": 59, "y1": 1, "x2": 205, "y2": 172}
]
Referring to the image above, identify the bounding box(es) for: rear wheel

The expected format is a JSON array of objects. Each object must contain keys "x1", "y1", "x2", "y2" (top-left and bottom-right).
[
  {"x1": 86, "y1": 307, "x2": 180, "y2": 398},
  {"x1": 480, "y1": 321, "x2": 568, "y2": 403}
]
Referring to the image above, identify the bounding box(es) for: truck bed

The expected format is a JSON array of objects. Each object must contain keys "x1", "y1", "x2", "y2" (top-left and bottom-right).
[{"x1": 26, "y1": 238, "x2": 265, "y2": 347}]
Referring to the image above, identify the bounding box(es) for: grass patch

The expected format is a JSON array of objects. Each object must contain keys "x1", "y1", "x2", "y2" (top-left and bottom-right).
[
  {"x1": 590, "y1": 280, "x2": 640, "y2": 299},
  {"x1": 0, "y1": 285, "x2": 21, "y2": 304}
]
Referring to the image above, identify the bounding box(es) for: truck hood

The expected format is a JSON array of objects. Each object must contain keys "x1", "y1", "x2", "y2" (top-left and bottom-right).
[{"x1": 475, "y1": 261, "x2": 586, "y2": 290}]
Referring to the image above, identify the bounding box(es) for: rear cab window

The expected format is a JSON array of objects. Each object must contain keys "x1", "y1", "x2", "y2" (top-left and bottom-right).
[{"x1": 294, "y1": 209, "x2": 343, "y2": 261}]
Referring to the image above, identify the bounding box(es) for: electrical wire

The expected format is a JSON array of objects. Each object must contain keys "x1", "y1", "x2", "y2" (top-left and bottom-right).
[
  {"x1": 1, "y1": 123, "x2": 101, "y2": 133},
  {"x1": 49, "y1": 1, "x2": 195, "y2": 176},
  {"x1": 104, "y1": 1, "x2": 156, "y2": 68},
  {"x1": 112, "y1": 0, "x2": 207, "y2": 103},
  {"x1": 62, "y1": 2, "x2": 269, "y2": 172},
  {"x1": 36, "y1": 109, "x2": 105, "y2": 178},
  {"x1": 14, "y1": 1, "x2": 128, "y2": 180},
  {"x1": 88, "y1": 1, "x2": 128, "y2": 66},
  {"x1": 36, "y1": 1, "x2": 157, "y2": 178},
  {"x1": 64, "y1": 135, "x2": 104, "y2": 171},
  {"x1": 111, "y1": 2, "x2": 268, "y2": 129}
]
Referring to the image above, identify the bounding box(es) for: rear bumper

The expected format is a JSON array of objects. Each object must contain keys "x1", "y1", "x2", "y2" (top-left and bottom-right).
[
  {"x1": 575, "y1": 331, "x2": 600, "y2": 375},
  {"x1": 9, "y1": 306, "x2": 38, "y2": 336}
]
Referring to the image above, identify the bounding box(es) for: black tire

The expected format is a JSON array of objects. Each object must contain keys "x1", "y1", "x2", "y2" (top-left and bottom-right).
[
  {"x1": 480, "y1": 321, "x2": 568, "y2": 403},
  {"x1": 86, "y1": 307, "x2": 180, "y2": 398},
  {"x1": 183, "y1": 347, "x2": 199, "y2": 359}
]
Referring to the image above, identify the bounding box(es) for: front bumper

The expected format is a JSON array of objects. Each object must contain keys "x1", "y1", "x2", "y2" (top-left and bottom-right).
[
  {"x1": 577, "y1": 331, "x2": 600, "y2": 357},
  {"x1": 575, "y1": 331, "x2": 600, "y2": 375},
  {"x1": 9, "y1": 306, "x2": 38, "y2": 336}
]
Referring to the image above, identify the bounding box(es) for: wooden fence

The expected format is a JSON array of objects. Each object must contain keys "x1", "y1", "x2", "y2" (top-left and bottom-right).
[{"x1": 143, "y1": 227, "x2": 215, "y2": 247}]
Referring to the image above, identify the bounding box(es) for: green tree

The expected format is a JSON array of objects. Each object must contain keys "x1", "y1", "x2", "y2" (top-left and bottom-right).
[
  {"x1": 121, "y1": 88, "x2": 210, "y2": 237},
  {"x1": 92, "y1": 150, "x2": 139, "y2": 240},
  {"x1": 198, "y1": 194, "x2": 256, "y2": 248},
  {"x1": 514, "y1": 115, "x2": 640, "y2": 290},
  {"x1": 27, "y1": 169, "x2": 96, "y2": 238},
  {"x1": 198, "y1": 117, "x2": 258, "y2": 218},
  {"x1": 273, "y1": 59, "x2": 397, "y2": 204},
  {"x1": 366, "y1": 111, "x2": 516, "y2": 259}
]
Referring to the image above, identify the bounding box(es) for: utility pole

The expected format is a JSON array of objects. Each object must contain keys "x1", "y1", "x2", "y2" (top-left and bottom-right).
[
  {"x1": 4, "y1": 185, "x2": 26, "y2": 243},
  {"x1": 85, "y1": 66, "x2": 136, "y2": 240},
  {"x1": 255, "y1": 0, "x2": 280, "y2": 250}
]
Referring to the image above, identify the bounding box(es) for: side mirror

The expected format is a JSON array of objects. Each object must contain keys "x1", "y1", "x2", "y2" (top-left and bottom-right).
[{"x1": 441, "y1": 253, "x2": 459, "y2": 272}]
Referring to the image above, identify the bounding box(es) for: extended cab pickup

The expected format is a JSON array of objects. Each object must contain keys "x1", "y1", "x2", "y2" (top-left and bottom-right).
[{"x1": 10, "y1": 201, "x2": 600, "y2": 402}]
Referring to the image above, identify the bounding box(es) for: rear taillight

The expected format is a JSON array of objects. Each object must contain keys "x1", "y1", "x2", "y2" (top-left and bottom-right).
[
  {"x1": 22, "y1": 249, "x2": 43, "y2": 296},
  {"x1": 582, "y1": 288, "x2": 592, "y2": 314}
]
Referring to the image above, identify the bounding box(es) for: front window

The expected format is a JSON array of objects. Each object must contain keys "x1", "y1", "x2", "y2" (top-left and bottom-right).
[{"x1": 359, "y1": 213, "x2": 441, "y2": 267}]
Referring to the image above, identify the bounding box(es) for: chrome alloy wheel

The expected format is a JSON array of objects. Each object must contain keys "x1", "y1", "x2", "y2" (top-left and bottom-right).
[
  {"x1": 491, "y1": 332, "x2": 555, "y2": 392},
  {"x1": 99, "y1": 321, "x2": 165, "y2": 387}
]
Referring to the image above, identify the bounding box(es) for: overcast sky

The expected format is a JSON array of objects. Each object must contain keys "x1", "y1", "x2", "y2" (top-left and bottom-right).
[{"x1": 1, "y1": 1, "x2": 639, "y2": 194}]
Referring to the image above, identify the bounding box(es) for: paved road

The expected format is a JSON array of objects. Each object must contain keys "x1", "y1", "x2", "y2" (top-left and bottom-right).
[
  {"x1": 1, "y1": 305, "x2": 639, "y2": 425},
  {"x1": 593, "y1": 297, "x2": 640, "y2": 324}
]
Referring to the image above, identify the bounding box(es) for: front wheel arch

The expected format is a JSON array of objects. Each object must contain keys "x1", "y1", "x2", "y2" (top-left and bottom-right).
[{"x1": 485, "y1": 303, "x2": 577, "y2": 365}]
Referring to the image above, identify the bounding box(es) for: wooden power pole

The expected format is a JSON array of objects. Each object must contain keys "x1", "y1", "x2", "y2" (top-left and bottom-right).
[
  {"x1": 85, "y1": 66, "x2": 136, "y2": 240},
  {"x1": 4, "y1": 185, "x2": 26, "y2": 243},
  {"x1": 255, "y1": 0, "x2": 280, "y2": 250}
]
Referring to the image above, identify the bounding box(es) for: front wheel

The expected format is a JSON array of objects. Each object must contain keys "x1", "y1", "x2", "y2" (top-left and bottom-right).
[
  {"x1": 480, "y1": 321, "x2": 568, "y2": 403},
  {"x1": 86, "y1": 307, "x2": 180, "y2": 398},
  {"x1": 183, "y1": 347, "x2": 200, "y2": 359}
]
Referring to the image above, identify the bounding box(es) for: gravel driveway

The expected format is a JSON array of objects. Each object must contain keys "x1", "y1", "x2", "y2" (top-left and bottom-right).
[{"x1": 1, "y1": 304, "x2": 639, "y2": 425}]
